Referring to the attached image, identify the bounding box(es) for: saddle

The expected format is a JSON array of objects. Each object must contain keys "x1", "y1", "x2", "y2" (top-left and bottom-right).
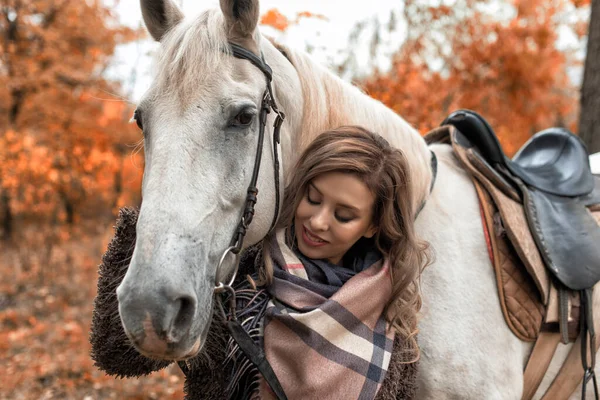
[
  {"x1": 426, "y1": 109, "x2": 600, "y2": 399},
  {"x1": 442, "y1": 110, "x2": 600, "y2": 292}
]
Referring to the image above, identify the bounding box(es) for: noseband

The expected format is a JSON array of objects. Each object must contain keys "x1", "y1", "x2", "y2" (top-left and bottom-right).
[{"x1": 214, "y1": 43, "x2": 285, "y2": 293}]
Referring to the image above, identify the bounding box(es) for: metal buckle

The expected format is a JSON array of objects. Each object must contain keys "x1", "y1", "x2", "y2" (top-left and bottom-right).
[
  {"x1": 214, "y1": 246, "x2": 240, "y2": 321},
  {"x1": 214, "y1": 245, "x2": 240, "y2": 292}
]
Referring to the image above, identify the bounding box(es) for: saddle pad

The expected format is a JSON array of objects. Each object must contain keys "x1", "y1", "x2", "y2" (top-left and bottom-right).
[
  {"x1": 450, "y1": 129, "x2": 551, "y2": 302},
  {"x1": 474, "y1": 181, "x2": 545, "y2": 342}
]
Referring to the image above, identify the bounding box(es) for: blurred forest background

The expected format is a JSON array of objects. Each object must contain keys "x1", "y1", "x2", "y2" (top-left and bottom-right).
[{"x1": 1, "y1": 0, "x2": 598, "y2": 398}]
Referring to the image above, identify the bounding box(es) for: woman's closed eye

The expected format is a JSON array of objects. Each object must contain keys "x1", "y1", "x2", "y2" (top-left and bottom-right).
[
  {"x1": 307, "y1": 191, "x2": 320, "y2": 205},
  {"x1": 306, "y1": 190, "x2": 356, "y2": 223},
  {"x1": 335, "y1": 213, "x2": 355, "y2": 223}
]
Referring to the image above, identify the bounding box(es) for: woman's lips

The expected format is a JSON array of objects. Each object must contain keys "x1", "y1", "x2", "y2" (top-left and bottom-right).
[{"x1": 302, "y1": 226, "x2": 328, "y2": 247}]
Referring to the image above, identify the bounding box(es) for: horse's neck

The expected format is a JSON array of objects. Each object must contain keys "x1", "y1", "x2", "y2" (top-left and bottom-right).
[{"x1": 282, "y1": 48, "x2": 434, "y2": 211}]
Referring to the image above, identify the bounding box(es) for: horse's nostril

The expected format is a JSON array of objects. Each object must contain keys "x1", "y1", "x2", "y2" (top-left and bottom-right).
[{"x1": 169, "y1": 295, "x2": 196, "y2": 342}]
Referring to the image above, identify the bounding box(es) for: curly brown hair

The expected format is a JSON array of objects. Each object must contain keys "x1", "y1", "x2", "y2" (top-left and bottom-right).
[{"x1": 262, "y1": 125, "x2": 431, "y2": 362}]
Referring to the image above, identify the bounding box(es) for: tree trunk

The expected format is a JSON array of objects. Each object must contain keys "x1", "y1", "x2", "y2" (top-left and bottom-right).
[
  {"x1": 579, "y1": 0, "x2": 600, "y2": 155},
  {"x1": 60, "y1": 191, "x2": 75, "y2": 226},
  {"x1": 112, "y1": 155, "x2": 124, "y2": 211},
  {"x1": 1, "y1": 6, "x2": 21, "y2": 242},
  {"x1": 1, "y1": 190, "x2": 13, "y2": 241}
]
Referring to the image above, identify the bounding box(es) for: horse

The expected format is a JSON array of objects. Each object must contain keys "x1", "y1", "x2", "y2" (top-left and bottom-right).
[
  {"x1": 115, "y1": 0, "x2": 599, "y2": 398},
  {"x1": 591, "y1": 152, "x2": 599, "y2": 175}
]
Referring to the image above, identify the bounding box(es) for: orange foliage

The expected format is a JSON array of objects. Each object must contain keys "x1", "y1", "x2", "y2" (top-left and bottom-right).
[
  {"x1": 572, "y1": 0, "x2": 591, "y2": 7},
  {"x1": 260, "y1": 9, "x2": 290, "y2": 32},
  {"x1": 0, "y1": 1, "x2": 152, "y2": 396},
  {"x1": 260, "y1": 8, "x2": 328, "y2": 32},
  {"x1": 0, "y1": 0, "x2": 144, "y2": 231},
  {"x1": 362, "y1": 0, "x2": 583, "y2": 155}
]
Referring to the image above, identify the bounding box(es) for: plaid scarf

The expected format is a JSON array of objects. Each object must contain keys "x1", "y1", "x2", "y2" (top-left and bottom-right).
[{"x1": 249, "y1": 229, "x2": 394, "y2": 400}]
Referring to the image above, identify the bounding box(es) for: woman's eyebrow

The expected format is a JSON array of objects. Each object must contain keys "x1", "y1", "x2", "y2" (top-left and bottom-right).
[
  {"x1": 309, "y1": 182, "x2": 322, "y2": 195},
  {"x1": 338, "y1": 204, "x2": 360, "y2": 212},
  {"x1": 310, "y1": 182, "x2": 360, "y2": 212}
]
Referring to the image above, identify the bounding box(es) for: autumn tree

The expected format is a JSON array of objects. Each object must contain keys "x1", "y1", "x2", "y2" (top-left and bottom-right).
[
  {"x1": 361, "y1": 0, "x2": 583, "y2": 155},
  {"x1": 260, "y1": 8, "x2": 327, "y2": 32},
  {"x1": 579, "y1": 0, "x2": 600, "y2": 154},
  {"x1": 0, "y1": 0, "x2": 140, "y2": 239}
]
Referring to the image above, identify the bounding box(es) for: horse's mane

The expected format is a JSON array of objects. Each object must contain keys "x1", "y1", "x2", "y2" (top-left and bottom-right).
[{"x1": 279, "y1": 46, "x2": 434, "y2": 210}]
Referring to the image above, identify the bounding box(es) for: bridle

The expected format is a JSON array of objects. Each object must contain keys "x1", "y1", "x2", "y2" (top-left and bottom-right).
[
  {"x1": 176, "y1": 42, "x2": 288, "y2": 399},
  {"x1": 214, "y1": 43, "x2": 285, "y2": 296}
]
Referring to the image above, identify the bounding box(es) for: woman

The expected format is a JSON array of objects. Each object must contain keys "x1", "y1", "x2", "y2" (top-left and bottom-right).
[
  {"x1": 227, "y1": 125, "x2": 431, "y2": 400},
  {"x1": 91, "y1": 126, "x2": 431, "y2": 400}
]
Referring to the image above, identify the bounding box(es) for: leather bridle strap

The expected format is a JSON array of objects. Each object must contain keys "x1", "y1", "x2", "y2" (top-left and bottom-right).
[
  {"x1": 194, "y1": 42, "x2": 287, "y2": 400},
  {"x1": 226, "y1": 43, "x2": 285, "y2": 255},
  {"x1": 230, "y1": 43, "x2": 273, "y2": 81}
]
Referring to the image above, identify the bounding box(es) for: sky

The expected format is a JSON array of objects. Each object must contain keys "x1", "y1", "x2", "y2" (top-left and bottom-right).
[
  {"x1": 106, "y1": 1, "x2": 586, "y2": 103},
  {"x1": 106, "y1": 0, "x2": 405, "y2": 101}
]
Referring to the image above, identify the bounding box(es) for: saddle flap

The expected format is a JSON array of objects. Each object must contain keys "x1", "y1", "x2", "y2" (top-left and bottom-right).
[
  {"x1": 522, "y1": 188, "x2": 600, "y2": 291},
  {"x1": 448, "y1": 127, "x2": 551, "y2": 302}
]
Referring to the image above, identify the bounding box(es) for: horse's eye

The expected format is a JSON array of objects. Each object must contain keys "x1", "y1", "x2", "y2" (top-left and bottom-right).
[
  {"x1": 233, "y1": 111, "x2": 255, "y2": 127},
  {"x1": 133, "y1": 109, "x2": 143, "y2": 131}
]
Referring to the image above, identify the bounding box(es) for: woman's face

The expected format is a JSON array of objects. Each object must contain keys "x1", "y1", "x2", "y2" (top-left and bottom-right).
[{"x1": 294, "y1": 172, "x2": 376, "y2": 265}]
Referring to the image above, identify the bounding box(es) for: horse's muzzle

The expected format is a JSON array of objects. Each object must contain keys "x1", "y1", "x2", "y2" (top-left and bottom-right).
[{"x1": 116, "y1": 277, "x2": 202, "y2": 360}]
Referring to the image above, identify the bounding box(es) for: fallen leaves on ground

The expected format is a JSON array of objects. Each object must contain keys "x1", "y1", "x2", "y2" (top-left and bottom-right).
[{"x1": 0, "y1": 222, "x2": 185, "y2": 399}]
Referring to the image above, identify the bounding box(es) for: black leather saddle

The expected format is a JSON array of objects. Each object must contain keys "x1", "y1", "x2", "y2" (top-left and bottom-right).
[
  {"x1": 441, "y1": 109, "x2": 600, "y2": 291},
  {"x1": 442, "y1": 110, "x2": 600, "y2": 397}
]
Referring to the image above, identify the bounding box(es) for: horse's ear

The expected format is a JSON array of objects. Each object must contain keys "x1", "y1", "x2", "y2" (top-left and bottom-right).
[
  {"x1": 140, "y1": 0, "x2": 184, "y2": 42},
  {"x1": 220, "y1": 0, "x2": 260, "y2": 39}
]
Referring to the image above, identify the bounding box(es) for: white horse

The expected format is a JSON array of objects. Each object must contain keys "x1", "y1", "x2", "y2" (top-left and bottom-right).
[
  {"x1": 116, "y1": 0, "x2": 598, "y2": 398},
  {"x1": 591, "y1": 152, "x2": 600, "y2": 175}
]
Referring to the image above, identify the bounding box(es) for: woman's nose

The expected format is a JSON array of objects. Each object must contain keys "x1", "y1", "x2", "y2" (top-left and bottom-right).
[{"x1": 309, "y1": 208, "x2": 329, "y2": 231}]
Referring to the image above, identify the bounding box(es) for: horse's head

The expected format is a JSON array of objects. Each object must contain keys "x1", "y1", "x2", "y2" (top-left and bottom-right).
[{"x1": 116, "y1": 0, "x2": 301, "y2": 360}]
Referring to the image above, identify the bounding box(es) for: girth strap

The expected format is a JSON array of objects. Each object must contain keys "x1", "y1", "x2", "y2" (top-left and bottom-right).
[
  {"x1": 522, "y1": 331, "x2": 561, "y2": 400},
  {"x1": 580, "y1": 288, "x2": 599, "y2": 399}
]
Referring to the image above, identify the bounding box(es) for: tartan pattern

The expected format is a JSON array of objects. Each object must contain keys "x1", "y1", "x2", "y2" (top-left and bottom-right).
[{"x1": 259, "y1": 231, "x2": 395, "y2": 400}]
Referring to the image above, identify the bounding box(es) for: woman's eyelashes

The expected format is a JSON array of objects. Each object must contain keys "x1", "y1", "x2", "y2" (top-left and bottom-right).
[
  {"x1": 335, "y1": 214, "x2": 354, "y2": 223},
  {"x1": 306, "y1": 191, "x2": 355, "y2": 223},
  {"x1": 307, "y1": 191, "x2": 320, "y2": 205}
]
